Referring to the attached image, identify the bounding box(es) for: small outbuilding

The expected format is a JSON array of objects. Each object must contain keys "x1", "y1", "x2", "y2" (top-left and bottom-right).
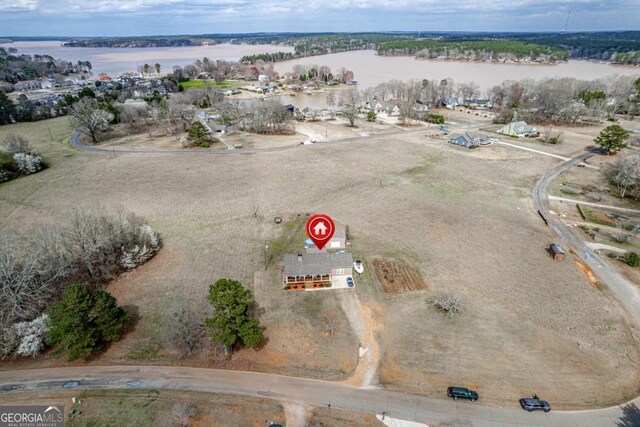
[{"x1": 549, "y1": 244, "x2": 565, "y2": 261}]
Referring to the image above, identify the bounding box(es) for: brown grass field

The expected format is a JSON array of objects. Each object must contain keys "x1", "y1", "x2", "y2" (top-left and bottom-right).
[
  {"x1": 1, "y1": 116, "x2": 639, "y2": 408},
  {"x1": 0, "y1": 389, "x2": 285, "y2": 427}
]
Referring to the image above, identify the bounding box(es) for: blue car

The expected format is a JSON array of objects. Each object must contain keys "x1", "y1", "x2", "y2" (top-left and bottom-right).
[{"x1": 347, "y1": 277, "x2": 354, "y2": 287}]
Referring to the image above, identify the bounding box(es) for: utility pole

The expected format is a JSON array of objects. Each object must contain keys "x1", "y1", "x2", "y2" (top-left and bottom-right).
[{"x1": 264, "y1": 241, "x2": 269, "y2": 270}]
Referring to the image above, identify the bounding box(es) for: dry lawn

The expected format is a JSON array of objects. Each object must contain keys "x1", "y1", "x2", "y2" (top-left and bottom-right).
[
  {"x1": 0, "y1": 389, "x2": 284, "y2": 427},
  {"x1": 1, "y1": 117, "x2": 639, "y2": 408}
]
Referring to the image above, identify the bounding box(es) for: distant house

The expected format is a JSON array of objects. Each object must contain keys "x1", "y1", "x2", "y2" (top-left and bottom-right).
[
  {"x1": 441, "y1": 97, "x2": 459, "y2": 109},
  {"x1": 15, "y1": 80, "x2": 42, "y2": 91},
  {"x1": 464, "y1": 98, "x2": 492, "y2": 108},
  {"x1": 388, "y1": 104, "x2": 401, "y2": 116},
  {"x1": 449, "y1": 133, "x2": 491, "y2": 149},
  {"x1": 497, "y1": 121, "x2": 538, "y2": 137},
  {"x1": 549, "y1": 244, "x2": 565, "y2": 261},
  {"x1": 283, "y1": 252, "x2": 354, "y2": 290}
]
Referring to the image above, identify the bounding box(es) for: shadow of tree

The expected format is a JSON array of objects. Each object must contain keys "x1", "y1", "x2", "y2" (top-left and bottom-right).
[{"x1": 617, "y1": 402, "x2": 640, "y2": 427}]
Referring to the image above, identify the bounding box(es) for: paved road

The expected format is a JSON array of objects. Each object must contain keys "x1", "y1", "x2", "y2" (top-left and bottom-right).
[
  {"x1": 69, "y1": 126, "x2": 428, "y2": 155},
  {"x1": 0, "y1": 366, "x2": 637, "y2": 427},
  {"x1": 532, "y1": 150, "x2": 640, "y2": 326}
]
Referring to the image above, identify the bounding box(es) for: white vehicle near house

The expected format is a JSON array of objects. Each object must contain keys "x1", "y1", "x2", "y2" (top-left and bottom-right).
[{"x1": 354, "y1": 259, "x2": 364, "y2": 274}]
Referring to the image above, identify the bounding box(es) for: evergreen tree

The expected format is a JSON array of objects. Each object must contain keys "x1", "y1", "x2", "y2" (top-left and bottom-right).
[
  {"x1": 0, "y1": 92, "x2": 17, "y2": 125},
  {"x1": 205, "y1": 279, "x2": 263, "y2": 354},
  {"x1": 595, "y1": 124, "x2": 630, "y2": 154},
  {"x1": 187, "y1": 121, "x2": 211, "y2": 147},
  {"x1": 47, "y1": 284, "x2": 128, "y2": 361}
]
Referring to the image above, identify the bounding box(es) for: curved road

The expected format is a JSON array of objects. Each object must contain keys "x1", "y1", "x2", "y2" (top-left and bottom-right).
[
  {"x1": 3, "y1": 140, "x2": 640, "y2": 426},
  {"x1": 532, "y1": 150, "x2": 640, "y2": 326}
]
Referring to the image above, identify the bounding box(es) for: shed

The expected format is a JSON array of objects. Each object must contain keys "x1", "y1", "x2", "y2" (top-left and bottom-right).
[{"x1": 550, "y1": 244, "x2": 565, "y2": 261}]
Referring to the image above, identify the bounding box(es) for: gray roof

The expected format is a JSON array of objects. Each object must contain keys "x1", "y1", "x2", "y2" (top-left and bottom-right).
[
  {"x1": 284, "y1": 252, "x2": 353, "y2": 276},
  {"x1": 550, "y1": 244, "x2": 565, "y2": 254},
  {"x1": 449, "y1": 132, "x2": 489, "y2": 148},
  {"x1": 333, "y1": 225, "x2": 346, "y2": 239}
]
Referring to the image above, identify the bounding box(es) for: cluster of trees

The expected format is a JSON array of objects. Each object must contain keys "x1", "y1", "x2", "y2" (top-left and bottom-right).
[
  {"x1": 171, "y1": 58, "x2": 246, "y2": 84},
  {"x1": 0, "y1": 134, "x2": 45, "y2": 183},
  {"x1": 491, "y1": 76, "x2": 640, "y2": 125},
  {"x1": 161, "y1": 279, "x2": 263, "y2": 358},
  {"x1": 63, "y1": 37, "x2": 210, "y2": 48},
  {"x1": 0, "y1": 48, "x2": 90, "y2": 83},
  {"x1": 0, "y1": 206, "x2": 161, "y2": 358},
  {"x1": 378, "y1": 40, "x2": 569, "y2": 62},
  {"x1": 290, "y1": 64, "x2": 353, "y2": 84},
  {"x1": 137, "y1": 63, "x2": 162, "y2": 76}
]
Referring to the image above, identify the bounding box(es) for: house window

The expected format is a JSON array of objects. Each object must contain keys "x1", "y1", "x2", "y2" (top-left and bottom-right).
[{"x1": 335, "y1": 268, "x2": 345, "y2": 275}]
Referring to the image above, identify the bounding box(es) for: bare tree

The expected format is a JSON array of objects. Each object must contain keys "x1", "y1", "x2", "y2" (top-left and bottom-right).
[
  {"x1": 339, "y1": 90, "x2": 361, "y2": 127},
  {"x1": 245, "y1": 99, "x2": 293, "y2": 134},
  {"x1": 429, "y1": 294, "x2": 464, "y2": 317},
  {"x1": 614, "y1": 219, "x2": 640, "y2": 244},
  {"x1": 172, "y1": 403, "x2": 196, "y2": 427},
  {"x1": 322, "y1": 310, "x2": 340, "y2": 336},
  {"x1": 607, "y1": 153, "x2": 640, "y2": 199},
  {"x1": 0, "y1": 233, "x2": 69, "y2": 328},
  {"x1": 163, "y1": 299, "x2": 206, "y2": 357},
  {"x1": 3, "y1": 134, "x2": 32, "y2": 154},
  {"x1": 69, "y1": 98, "x2": 113, "y2": 143}
]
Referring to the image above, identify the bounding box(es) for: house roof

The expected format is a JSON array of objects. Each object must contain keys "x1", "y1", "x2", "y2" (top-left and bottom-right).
[
  {"x1": 284, "y1": 253, "x2": 353, "y2": 276},
  {"x1": 333, "y1": 225, "x2": 346, "y2": 239},
  {"x1": 499, "y1": 121, "x2": 537, "y2": 135},
  {"x1": 550, "y1": 244, "x2": 565, "y2": 255},
  {"x1": 449, "y1": 132, "x2": 490, "y2": 148}
]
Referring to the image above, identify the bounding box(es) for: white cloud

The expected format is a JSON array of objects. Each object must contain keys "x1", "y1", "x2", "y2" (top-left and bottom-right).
[{"x1": 0, "y1": 0, "x2": 38, "y2": 11}]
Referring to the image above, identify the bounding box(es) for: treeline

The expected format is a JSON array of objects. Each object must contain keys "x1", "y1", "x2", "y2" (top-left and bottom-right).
[
  {"x1": 241, "y1": 51, "x2": 296, "y2": 63},
  {"x1": 63, "y1": 37, "x2": 214, "y2": 48},
  {"x1": 0, "y1": 48, "x2": 91, "y2": 83},
  {"x1": 377, "y1": 40, "x2": 569, "y2": 62},
  {"x1": 495, "y1": 31, "x2": 640, "y2": 64}
]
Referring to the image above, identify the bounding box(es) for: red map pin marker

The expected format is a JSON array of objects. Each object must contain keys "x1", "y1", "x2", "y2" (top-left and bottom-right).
[{"x1": 306, "y1": 214, "x2": 335, "y2": 251}]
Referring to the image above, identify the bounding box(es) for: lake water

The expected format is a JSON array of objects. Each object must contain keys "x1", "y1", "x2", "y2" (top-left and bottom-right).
[
  {"x1": 2, "y1": 41, "x2": 638, "y2": 93},
  {"x1": 275, "y1": 50, "x2": 639, "y2": 90},
  {"x1": 0, "y1": 41, "x2": 294, "y2": 77}
]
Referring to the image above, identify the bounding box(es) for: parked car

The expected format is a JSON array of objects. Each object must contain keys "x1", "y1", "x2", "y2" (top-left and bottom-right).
[
  {"x1": 346, "y1": 277, "x2": 354, "y2": 288},
  {"x1": 447, "y1": 387, "x2": 478, "y2": 402},
  {"x1": 519, "y1": 396, "x2": 551, "y2": 412}
]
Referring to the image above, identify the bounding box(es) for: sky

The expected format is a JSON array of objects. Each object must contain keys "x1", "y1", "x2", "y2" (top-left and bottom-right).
[{"x1": 0, "y1": 0, "x2": 639, "y2": 37}]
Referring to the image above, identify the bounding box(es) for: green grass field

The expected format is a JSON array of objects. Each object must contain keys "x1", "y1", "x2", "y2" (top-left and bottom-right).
[{"x1": 179, "y1": 80, "x2": 239, "y2": 90}]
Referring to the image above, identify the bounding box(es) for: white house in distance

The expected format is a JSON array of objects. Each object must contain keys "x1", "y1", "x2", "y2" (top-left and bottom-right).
[{"x1": 497, "y1": 121, "x2": 538, "y2": 137}]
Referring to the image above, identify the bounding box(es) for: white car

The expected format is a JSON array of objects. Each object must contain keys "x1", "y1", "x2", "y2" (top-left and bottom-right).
[{"x1": 354, "y1": 259, "x2": 364, "y2": 274}]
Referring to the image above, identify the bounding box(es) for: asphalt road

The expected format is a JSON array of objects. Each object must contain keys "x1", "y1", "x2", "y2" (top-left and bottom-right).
[
  {"x1": 532, "y1": 150, "x2": 640, "y2": 326},
  {"x1": 3, "y1": 137, "x2": 640, "y2": 426},
  {"x1": 68, "y1": 126, "x2": 429, "y2": 155},
  {"x1": 1, "y1": 366, "x2": 638, "y2": 427}
]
